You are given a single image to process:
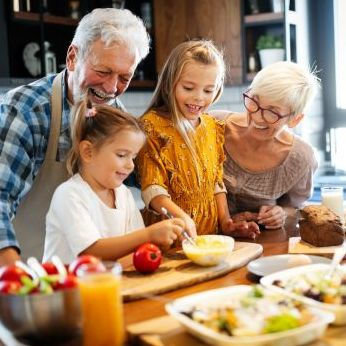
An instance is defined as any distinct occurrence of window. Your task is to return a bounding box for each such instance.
[334,0,346,109]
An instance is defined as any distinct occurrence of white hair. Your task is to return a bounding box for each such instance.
[72,8,150,64]
[250,61,320,115]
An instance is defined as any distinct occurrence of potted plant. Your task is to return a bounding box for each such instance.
[256,35,284,68]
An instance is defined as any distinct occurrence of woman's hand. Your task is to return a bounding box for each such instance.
[221,218,260,239]
[258,205,287,229]
[147,218,185,248]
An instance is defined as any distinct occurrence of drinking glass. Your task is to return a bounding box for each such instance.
[321,186,345,224]
[78,262,124,346]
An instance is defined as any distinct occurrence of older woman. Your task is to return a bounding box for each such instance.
[213,61,319,229]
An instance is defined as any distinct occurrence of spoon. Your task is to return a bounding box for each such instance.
[325,242,346,280]
[161,207,197,247]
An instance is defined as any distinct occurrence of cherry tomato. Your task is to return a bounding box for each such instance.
[0,265,30,282]
[133,243,162,274]
[54,275,79,291]
[42,262,59,275]
[68,255,102,276]
[0,280,22,294]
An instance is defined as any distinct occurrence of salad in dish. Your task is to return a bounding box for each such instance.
[273,269,346,305]
[179,286,313,336]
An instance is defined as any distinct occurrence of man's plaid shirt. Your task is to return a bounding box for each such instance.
[0,72,123,251]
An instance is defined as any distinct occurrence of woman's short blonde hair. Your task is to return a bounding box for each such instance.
[250,61,320,115]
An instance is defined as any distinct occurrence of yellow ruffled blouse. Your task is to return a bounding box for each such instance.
[137,110,225,235]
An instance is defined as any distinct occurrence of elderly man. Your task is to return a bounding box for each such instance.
[0,8,150,264]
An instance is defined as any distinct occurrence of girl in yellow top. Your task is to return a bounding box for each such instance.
[137,40,259,239]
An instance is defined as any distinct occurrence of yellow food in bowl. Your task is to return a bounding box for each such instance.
[182,235,234,266]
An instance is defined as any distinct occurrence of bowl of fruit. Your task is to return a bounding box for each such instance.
[182,235,234,267]
[0,254,103,345]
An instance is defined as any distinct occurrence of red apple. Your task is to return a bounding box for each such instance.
[68,255,102,276]
[0,265,30,282]
[42,262,59,275]
[54,275,79,291]
[133,243,162,274]
[0,280,22,294]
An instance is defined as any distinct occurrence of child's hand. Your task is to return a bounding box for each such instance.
[179,214,197,238]
[258,205,287,229]
[232,211,258,223]
[221,218,260,239]
[147,219,185,247]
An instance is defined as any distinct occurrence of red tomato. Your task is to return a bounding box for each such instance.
[133,243,162,274]
[54,275,79,291]
[0,265,30,282]
[0,280,22,294]
[42,262,59,275]
[68,255,102,276]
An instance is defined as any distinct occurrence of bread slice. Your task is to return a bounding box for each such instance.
[299,205,345,247]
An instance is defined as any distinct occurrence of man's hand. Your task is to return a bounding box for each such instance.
[0,247,20,267]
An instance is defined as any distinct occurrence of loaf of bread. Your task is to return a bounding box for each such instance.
[299,205,345,247]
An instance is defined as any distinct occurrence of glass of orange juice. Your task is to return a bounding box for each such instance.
[77,262,124,346]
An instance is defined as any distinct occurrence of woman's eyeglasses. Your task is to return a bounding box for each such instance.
[243,92,291,124]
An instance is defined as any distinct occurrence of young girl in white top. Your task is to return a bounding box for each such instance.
[44,100,184,263]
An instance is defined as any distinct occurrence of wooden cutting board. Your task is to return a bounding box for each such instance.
[121,242,263,302]
[288,237,341,256]
[127,315,346,346]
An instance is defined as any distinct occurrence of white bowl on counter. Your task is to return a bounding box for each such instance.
[182,235,234,267]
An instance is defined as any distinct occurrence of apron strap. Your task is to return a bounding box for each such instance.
[46,71,64,161]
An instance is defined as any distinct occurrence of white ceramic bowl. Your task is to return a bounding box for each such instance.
[261,263,346,325]
[182,235,234,266]
[166,285,334,346]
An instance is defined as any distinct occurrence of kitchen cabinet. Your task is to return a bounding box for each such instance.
[154,0,243,85]
[242,0,309,82]
[1,0,156,89]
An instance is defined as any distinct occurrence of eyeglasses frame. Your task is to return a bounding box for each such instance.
[242,91,292,124]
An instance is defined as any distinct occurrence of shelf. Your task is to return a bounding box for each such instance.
[13,11,78,26]
[244,12,284,26]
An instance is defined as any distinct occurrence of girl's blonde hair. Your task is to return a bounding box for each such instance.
[250,61,320,115]
[145,40,225,168]
[67,99,144,176]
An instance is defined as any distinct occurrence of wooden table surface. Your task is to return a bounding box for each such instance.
[123,214,300,327]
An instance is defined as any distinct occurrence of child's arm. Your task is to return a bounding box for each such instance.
[80,218,185,261]
[215,193,260,239]
[150,195,197,238]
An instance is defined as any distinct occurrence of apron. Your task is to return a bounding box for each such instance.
[13,71,68,260]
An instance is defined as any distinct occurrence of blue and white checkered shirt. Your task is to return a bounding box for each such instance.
[0,71,124,251]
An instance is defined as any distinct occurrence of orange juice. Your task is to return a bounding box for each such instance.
[79,264,124,346]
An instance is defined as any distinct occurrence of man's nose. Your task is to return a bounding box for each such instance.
[103,75,118,95]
